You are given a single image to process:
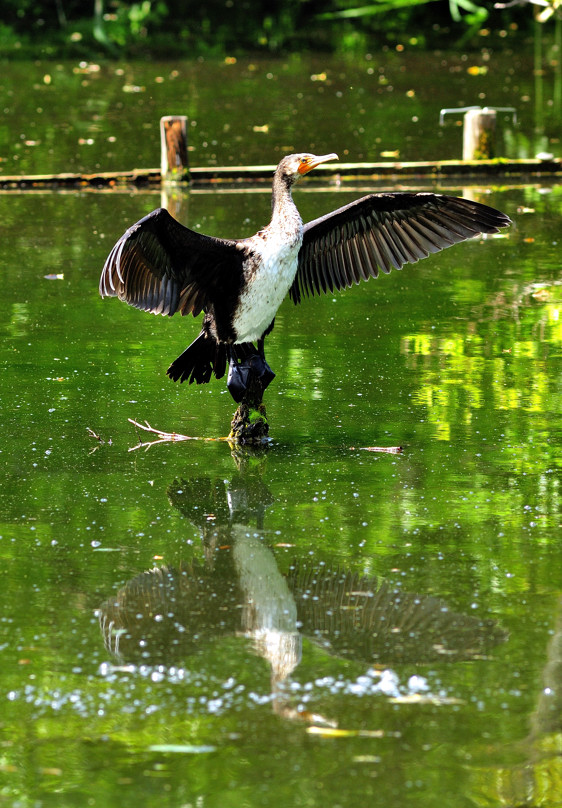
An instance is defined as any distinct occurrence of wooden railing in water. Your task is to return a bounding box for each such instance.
[1,114,560,189]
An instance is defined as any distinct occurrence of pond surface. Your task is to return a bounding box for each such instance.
[1,54,562,808]
[1,49,561,176]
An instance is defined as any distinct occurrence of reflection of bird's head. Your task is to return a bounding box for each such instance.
[167,476,275,534]
[276,152,338,185]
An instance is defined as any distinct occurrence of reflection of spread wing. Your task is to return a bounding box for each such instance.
[288,565,507,663]
[290,193,511,303]
[100,207,245,317]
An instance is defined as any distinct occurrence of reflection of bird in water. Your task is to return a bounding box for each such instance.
[98,557,506,667]
[100,153,511,402]
[99,477,507,670]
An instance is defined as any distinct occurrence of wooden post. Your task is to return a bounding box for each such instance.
[463,108,497,160]
[160,115,189,181]
[229,375,270,444]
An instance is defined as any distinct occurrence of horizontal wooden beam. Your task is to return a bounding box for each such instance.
[0,158,560,190]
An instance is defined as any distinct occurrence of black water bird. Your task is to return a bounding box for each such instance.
[100,153,511,402]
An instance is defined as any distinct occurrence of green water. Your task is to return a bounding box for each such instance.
[1,50,560,177]
[1,54,562,808]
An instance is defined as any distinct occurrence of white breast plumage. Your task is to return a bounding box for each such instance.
[232,228,303,344]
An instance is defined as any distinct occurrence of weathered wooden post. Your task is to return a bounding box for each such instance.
[439,106,517,161]
[160,115,189,181]
[463,108,496,160]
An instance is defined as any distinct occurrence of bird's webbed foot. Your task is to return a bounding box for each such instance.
[227,353,275,404]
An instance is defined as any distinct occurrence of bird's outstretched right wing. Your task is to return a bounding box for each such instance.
[100,207,245,317]
[290,193,511,303]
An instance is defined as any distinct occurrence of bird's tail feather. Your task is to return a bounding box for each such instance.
[167,332,255,385]
[167,331,224,384]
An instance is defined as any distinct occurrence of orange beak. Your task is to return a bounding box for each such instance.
[298,152,339,175]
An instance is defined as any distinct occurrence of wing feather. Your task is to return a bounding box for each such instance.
[290,192,510,303]
[100,207,245,317]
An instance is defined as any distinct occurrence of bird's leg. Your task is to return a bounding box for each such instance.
[247,338,275,398]
[255,337,275,386]
[226,344,244,403]
[227,341,275,404]
[227,344,253,404]
[228,342,272,444]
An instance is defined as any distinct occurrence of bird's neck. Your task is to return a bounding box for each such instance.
[268,172,302,239]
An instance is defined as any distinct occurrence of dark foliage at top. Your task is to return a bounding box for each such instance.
[0,0,537,58]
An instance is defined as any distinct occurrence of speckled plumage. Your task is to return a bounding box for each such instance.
[232,204,304,343]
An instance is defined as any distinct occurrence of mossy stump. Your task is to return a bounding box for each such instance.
[229,402,269,443]
[228,373,270,444]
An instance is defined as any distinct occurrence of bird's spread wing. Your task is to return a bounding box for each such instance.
[290,193,511,304]
[100,208,245,317]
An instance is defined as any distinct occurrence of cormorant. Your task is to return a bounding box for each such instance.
[100,153,510,402]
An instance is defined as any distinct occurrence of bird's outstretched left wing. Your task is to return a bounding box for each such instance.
[100,207,245,317]
[290,193,511,304]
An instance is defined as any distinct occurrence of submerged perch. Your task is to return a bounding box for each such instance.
[228,369,270,444]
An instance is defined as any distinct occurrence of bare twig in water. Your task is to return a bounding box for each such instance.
[126,420,404,453]
[351,445,403,454]
[128,418,228,451]
[87,427,112,454]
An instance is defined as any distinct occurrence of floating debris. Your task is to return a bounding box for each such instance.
[351,445,403,454]
[389,694,466,705]
[148,744,217,754]
[87,427,112,453]
[307,727,385,738]
[127,418,229,451]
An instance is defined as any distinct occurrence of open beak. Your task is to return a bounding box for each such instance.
[298,152,339,175]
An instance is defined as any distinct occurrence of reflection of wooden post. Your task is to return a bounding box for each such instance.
[160,186,189,225]
[160,115,189,181]
[463,109,496,160]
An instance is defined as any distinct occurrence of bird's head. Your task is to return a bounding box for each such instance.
[276,152,339,185]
